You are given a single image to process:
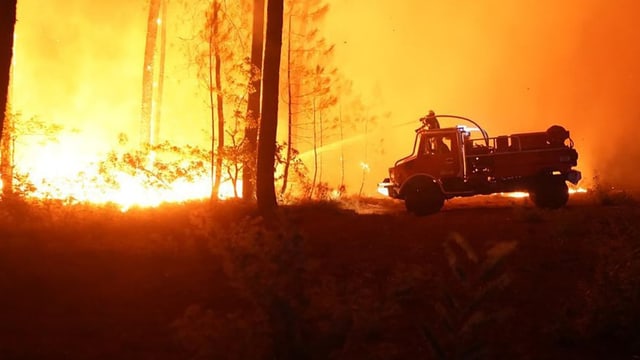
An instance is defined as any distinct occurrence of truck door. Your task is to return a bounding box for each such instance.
[419,132,461,177]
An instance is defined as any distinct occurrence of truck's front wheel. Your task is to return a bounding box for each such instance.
[404,179,444,216]
[529,176,569,209]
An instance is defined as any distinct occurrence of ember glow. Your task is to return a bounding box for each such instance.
[503,187,588,199]
[17,148,237,210]
[8,0,239,208]
[32,170,212,211]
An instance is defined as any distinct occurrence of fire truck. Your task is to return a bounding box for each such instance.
[377,112,582,215]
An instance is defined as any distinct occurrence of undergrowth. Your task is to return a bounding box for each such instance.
[419,233,517,359]
[173,207,521,359]
[2,193,639,359]
[589,176,637,206]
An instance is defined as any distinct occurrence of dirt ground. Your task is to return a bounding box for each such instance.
[0,192,639,359]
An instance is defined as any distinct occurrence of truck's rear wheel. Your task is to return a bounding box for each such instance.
[404,179,444,216]
[529,176,569,209]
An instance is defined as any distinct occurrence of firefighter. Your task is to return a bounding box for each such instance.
[436,136,450,153]
[425,135,450,155]
[420,110,440,130]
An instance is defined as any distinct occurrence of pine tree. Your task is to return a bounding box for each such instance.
[280,0,337,197]
[0,0,17,195]
[257,0,284,214]
[242,0,265,201]
[191,0,251,198]
[141,0,162,145]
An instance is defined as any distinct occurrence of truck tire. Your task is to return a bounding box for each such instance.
[529,175,569,209]
[403,179,444,216]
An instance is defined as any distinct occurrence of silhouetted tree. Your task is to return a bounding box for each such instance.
[257,0,284,214]
[191,0,251,198]
[280,10,294,196]
[280,0,336,197]
[0,110,12,195]
[0,0,17,196]
[242,0,265,201]
[0,0,17,152]
[211,0,225,198]
[153,0,168,144]
[141,0,162,145]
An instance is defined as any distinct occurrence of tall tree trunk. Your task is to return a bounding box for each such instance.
[0,105,12,196]
[256,0,284,214]
[279,13,293,196]
[0,0,17,196]
[141,0,161,146]
[211,0,225,198]
[206,5,216,198]
[310,98,317,199]
[242,0,265,201]
[318,106,323,184]
[339,105,345,189]
[152,0,168,145]
[359,113,368,196]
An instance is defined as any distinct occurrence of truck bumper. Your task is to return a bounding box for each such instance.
[567,170,582,185]
[377,178,399,198]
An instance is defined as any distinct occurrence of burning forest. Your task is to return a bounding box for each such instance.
[3,0,640,206]
[1,0,639,359]
[4,0,385,208]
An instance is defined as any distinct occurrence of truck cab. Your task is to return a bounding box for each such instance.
[390,127,465,192]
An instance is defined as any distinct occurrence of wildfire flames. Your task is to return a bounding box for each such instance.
[4,150,240,211]
[6,1,639,210]
[21,171,215,211]
[503,187,587,199]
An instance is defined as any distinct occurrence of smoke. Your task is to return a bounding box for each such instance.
[324,0,640,189]
[11,0,640,195]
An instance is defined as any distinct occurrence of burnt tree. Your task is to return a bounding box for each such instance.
[0,0,17,196]
[0,0,17,146]
[242,0,265,201]
[141,0,162,145]
[256,0,284,213]
[153,0,167,144]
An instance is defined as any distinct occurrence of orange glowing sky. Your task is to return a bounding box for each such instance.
[11,0,640,196]
[321,0,640,188]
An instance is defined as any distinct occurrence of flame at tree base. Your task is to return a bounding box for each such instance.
[0,168,242,212]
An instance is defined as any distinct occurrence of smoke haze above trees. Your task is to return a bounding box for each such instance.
[10,0,640,194]
[321,0,640,188]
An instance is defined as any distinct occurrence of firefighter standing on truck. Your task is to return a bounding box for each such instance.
[421,110,440,130]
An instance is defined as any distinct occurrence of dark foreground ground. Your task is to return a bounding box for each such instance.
[0,191,639,360]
